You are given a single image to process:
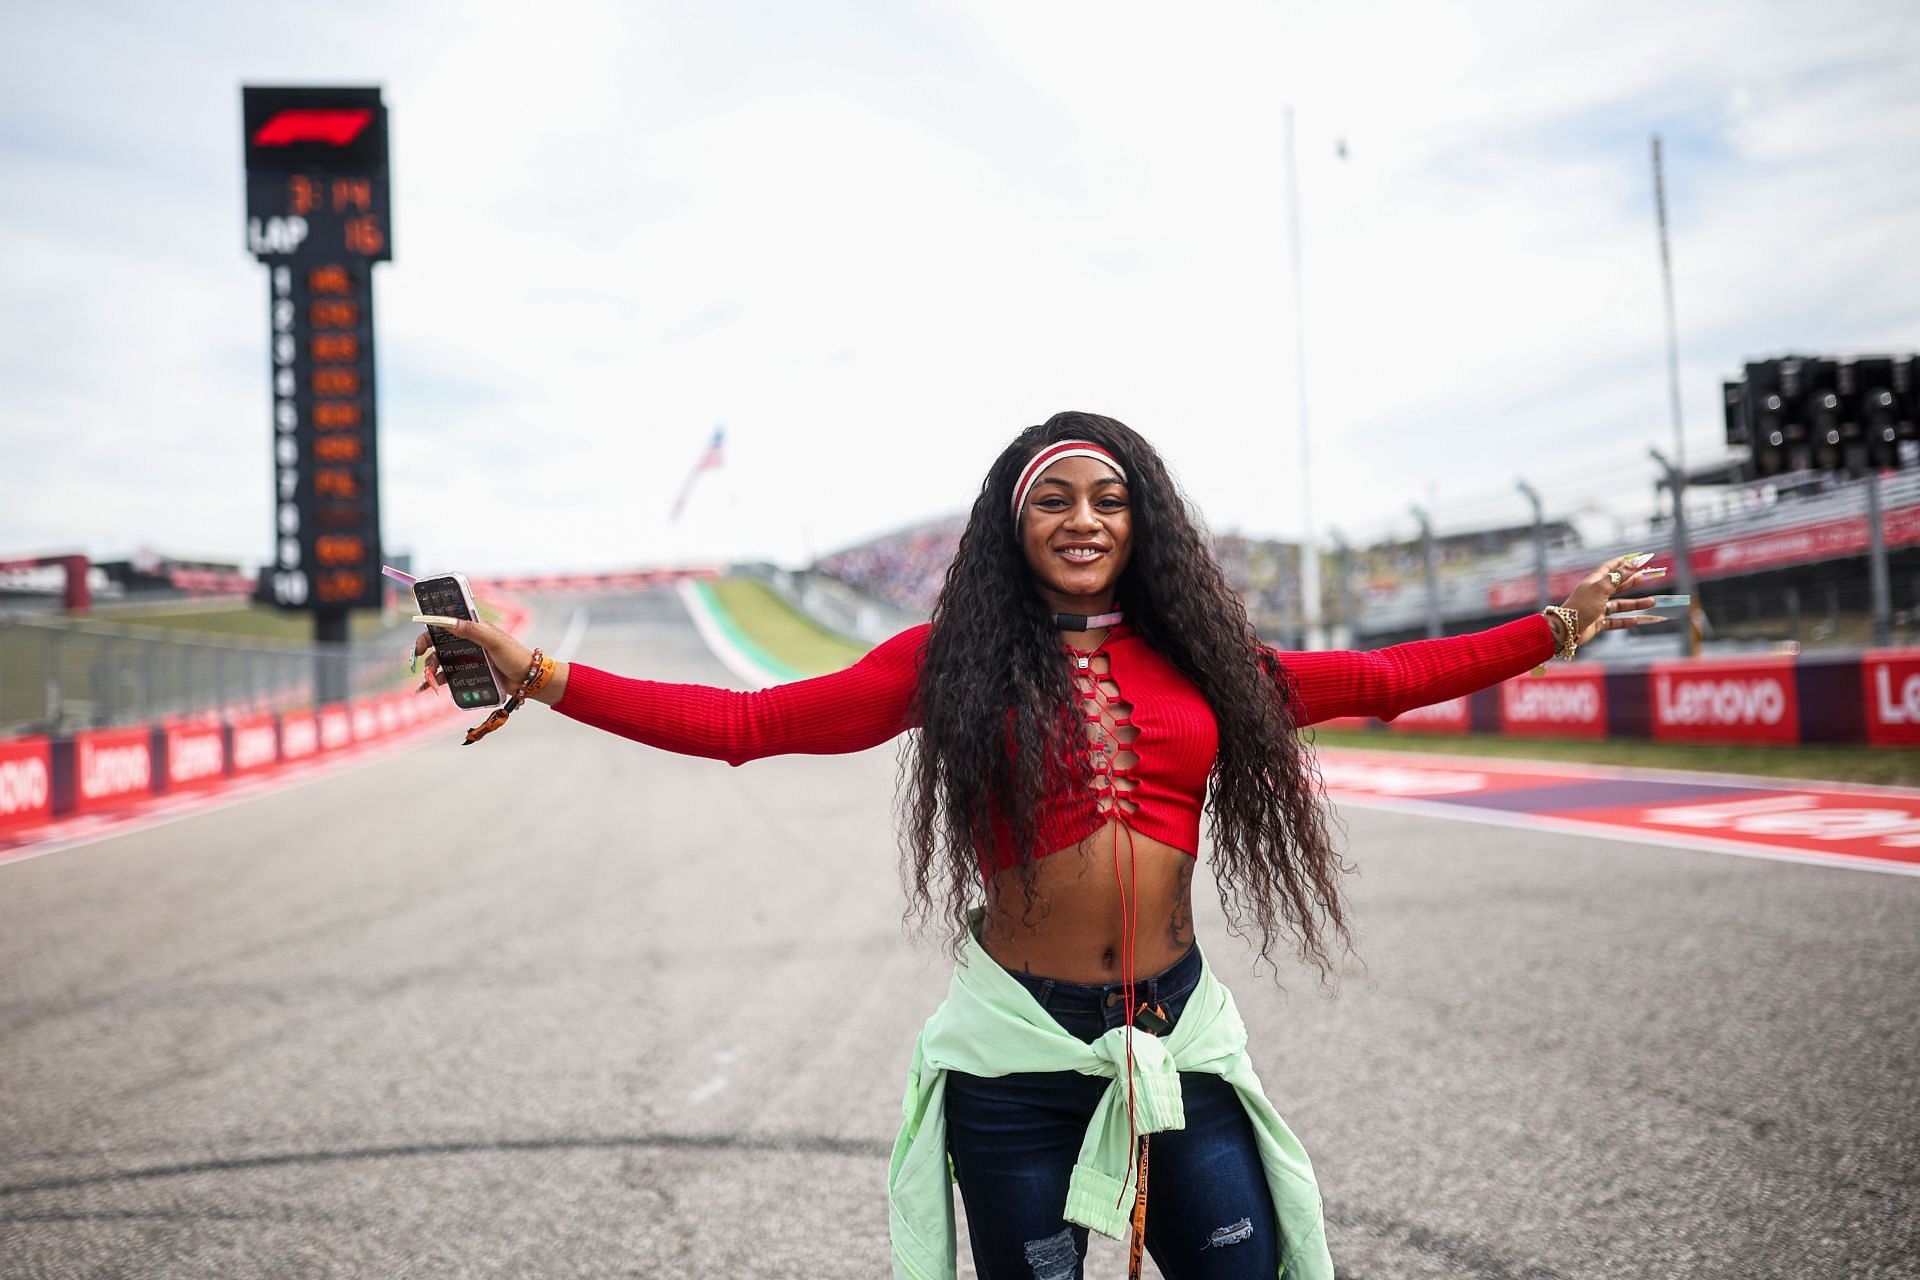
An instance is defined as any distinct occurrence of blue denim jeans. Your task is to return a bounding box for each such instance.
[944,946,1281,1280]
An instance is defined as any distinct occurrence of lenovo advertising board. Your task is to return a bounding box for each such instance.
[1649,659,1800,745]
[163,722,228,791]
[1863,650,1920,747]
[74,726,156,811]
[1499,668,1608,739]
[230,714,281,774]
[0,737,54,834]
[281,711,320,761]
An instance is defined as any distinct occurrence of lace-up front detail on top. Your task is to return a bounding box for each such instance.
[1074,649,1140,818]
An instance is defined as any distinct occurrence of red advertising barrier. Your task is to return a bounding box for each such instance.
[74,726,155,812]
[1649,658,1800,745]
[1500,667,1607,739]
[281,711,320,761]
[1863,650,1920,747]
[350,699,381,742]
[1690,505,1920,577]
[1388,696,1471,734]
[163,721,227,791]
[0,736,54,833]
[229,714,280,774]
[318,704,353,751]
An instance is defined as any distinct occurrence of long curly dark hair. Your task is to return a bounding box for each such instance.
[900,411,1353,976]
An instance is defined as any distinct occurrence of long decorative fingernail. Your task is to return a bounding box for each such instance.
[413,614,460,627]
[1622,552,1656,568]
[1639,567,1668,579]
[407,647,419,673]
[1647,595,1691,607]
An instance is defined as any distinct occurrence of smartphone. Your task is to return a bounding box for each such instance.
[413,573,508,709]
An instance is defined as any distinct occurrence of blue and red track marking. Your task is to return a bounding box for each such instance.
[1316,747,1920,876]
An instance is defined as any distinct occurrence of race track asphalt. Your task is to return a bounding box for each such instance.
[3,588,1915,1279]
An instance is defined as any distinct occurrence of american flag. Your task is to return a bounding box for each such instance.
[670,425,726,521]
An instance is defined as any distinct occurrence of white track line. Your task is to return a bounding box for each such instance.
[675,580,785,689]
[554,607,591,661]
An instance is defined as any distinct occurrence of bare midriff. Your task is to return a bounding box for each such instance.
[977,817,1196,985]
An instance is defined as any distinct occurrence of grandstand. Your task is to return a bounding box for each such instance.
[814,519,1320,641]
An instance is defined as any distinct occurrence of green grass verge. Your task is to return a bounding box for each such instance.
[1308,728,1915,788]
[706,577,869,676]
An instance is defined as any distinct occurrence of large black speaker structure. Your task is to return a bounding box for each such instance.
[1725,353,1917,479]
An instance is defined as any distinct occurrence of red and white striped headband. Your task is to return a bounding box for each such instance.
[1010,439,1129,525]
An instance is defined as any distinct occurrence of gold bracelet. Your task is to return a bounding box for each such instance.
[1543,606,1580,661]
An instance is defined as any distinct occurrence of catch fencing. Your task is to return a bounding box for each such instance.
[0,612,417,739]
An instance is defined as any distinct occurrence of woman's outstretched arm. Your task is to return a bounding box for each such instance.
[414,617,929,766]
[1273,554,1666,726]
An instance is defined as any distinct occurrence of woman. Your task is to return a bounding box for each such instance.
[415,412,1661,1280]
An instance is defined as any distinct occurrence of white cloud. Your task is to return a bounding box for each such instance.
[1,0,1917,574]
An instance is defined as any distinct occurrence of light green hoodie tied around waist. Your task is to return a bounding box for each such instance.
[886,919,1333,1280]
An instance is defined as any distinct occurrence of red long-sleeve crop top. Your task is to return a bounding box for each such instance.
[556,616,1556,871]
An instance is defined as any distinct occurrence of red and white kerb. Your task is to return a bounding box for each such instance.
[1011,439,1129,525]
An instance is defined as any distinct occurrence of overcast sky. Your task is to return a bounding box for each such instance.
[4,0,1918,574]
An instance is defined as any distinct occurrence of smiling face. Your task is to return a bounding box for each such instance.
[1017,453,1134,616]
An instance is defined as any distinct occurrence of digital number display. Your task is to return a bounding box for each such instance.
[245,86,388,611]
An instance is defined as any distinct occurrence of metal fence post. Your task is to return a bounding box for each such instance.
[1517,478,1548,611]
[1650,448,1699,656]
[45,627,65,730]
[1866,468,1892,647]
[142,639,158,720]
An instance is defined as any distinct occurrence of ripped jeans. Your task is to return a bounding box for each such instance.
[944,946,1281,1280]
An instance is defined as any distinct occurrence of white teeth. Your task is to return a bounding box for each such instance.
[1061,548,1103,560]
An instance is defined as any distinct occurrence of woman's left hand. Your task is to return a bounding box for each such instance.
[1560,555,1667,646]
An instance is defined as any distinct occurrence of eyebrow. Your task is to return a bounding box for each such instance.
[1034,475,1126,491]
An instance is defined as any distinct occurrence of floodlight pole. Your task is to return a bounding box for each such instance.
[1284,105,1322,649]
[1652,135,1687,473]
[1412,505,1442,638]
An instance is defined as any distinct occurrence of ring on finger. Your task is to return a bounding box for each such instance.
[1607,569,1623,587]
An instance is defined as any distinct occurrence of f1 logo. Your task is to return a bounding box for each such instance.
[252,109,374,147]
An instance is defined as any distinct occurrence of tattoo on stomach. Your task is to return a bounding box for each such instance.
[1168,859,1195,947]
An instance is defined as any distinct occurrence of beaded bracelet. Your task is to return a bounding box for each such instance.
[515,648,548,699]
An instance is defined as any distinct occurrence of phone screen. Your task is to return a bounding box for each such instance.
[414,576,505,708]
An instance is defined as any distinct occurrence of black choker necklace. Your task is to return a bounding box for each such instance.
[1052,610,1123,631]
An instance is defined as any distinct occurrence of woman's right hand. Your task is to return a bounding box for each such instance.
[413,617,547,701]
